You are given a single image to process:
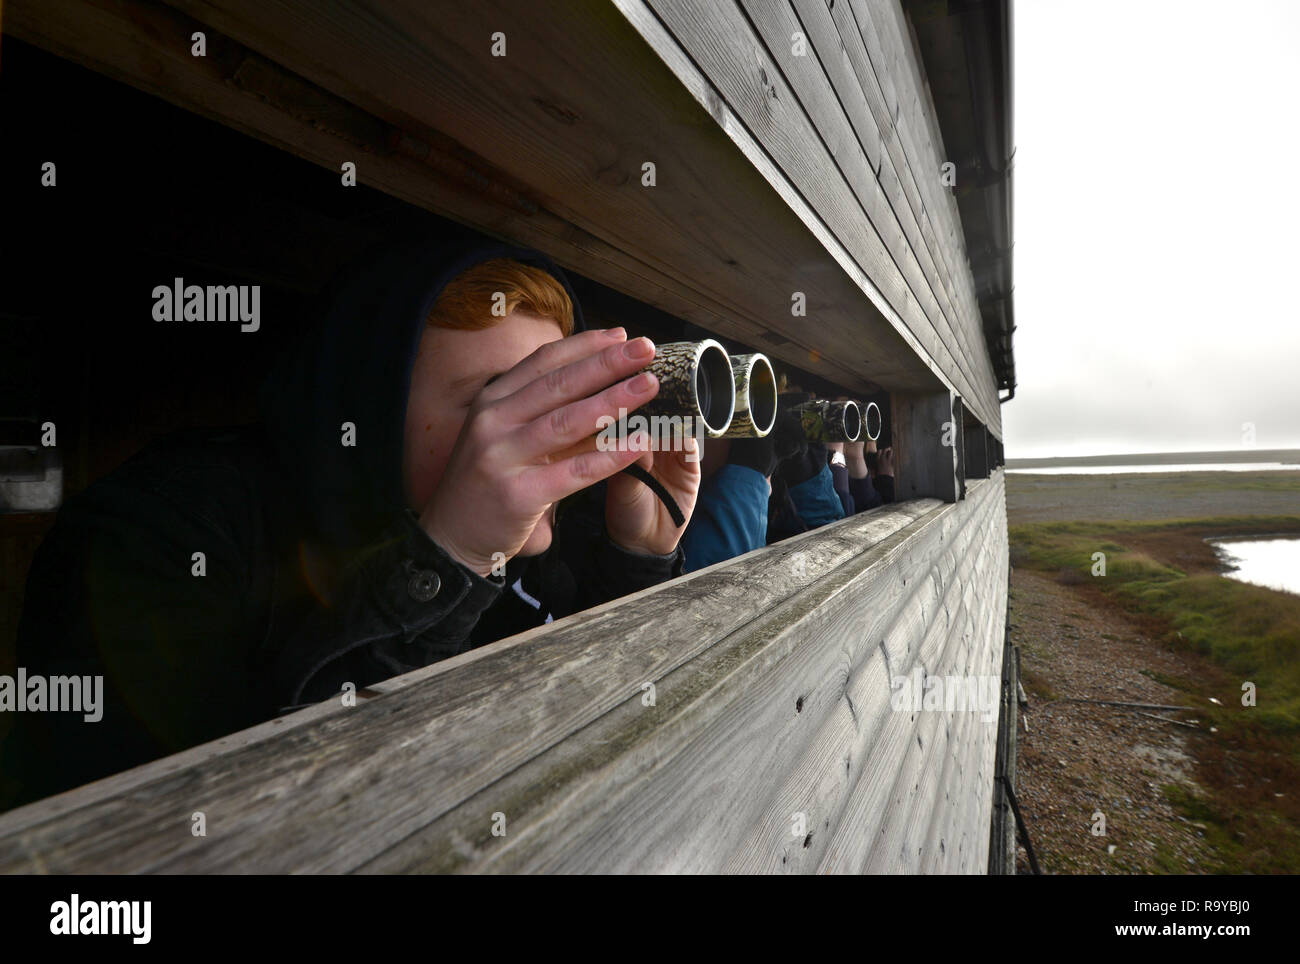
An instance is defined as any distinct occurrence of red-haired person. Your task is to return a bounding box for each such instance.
[6,242,699,807]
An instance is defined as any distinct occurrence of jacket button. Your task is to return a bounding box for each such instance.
[406,568,441,602]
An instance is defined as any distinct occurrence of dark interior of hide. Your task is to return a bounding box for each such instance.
[0,39,847,663]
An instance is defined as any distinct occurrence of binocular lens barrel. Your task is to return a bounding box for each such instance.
[842,401,862,442]
[863,401,882,441]
[722,353,777,438]
[639,339,735,437]
[791,399,862,443]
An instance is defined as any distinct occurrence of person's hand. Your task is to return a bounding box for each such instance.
[604,434,701,555]
[832,394,869,467]
[877,446,895,477]
[420,328,674,576]
[844,437,868,479]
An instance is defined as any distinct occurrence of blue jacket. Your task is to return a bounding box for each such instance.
[681,464,770,573]
[788,464,845,528]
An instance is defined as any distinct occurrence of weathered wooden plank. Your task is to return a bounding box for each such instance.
[644,0,990,426]
[828,0,998,427]
[608,0,973,394]
[858,0,1001,417]
[0,494,941,872]
[786,0,990,422]
[817,479,999,870]
[723,491,992,872]
[864,544,984,871]
[928,492,1007,870]
[484,481,999,873]
[893,389,959,503]
[735,0,988,415]
[840,475,1003,872]
[805,0,994,426]
[8,0,943,396]
[359,497,959,872]
[863,481,1002,872]
[0,478,1008,874]
[915,507,1007,871]
[787,477,1002,872]
[164,0,957,392]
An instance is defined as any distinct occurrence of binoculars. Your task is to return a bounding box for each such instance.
[631,340,883,443]
[634,340,778,439]
[786,398,882,444]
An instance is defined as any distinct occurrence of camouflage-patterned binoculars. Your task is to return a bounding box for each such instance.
[634,340,778,439]
[787,398,883,443]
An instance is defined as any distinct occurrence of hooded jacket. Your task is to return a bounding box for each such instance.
[3,240,683,810]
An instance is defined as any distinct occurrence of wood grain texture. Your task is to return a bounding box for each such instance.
[10,0,1003,424]
[856,0,1001,421]
[646,0,995,429]
[732,0,988,418]
[7,0,935,398]
[0,480,1008,878]
[892,389,959,503]
[0,476,1009,873]
[781,0,995,426]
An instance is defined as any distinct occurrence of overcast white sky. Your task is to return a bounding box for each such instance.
[1002,0,1300,458]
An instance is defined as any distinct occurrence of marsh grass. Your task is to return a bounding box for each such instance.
[1010,514,1300,872]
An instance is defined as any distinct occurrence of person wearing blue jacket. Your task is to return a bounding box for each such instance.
[680,409,804,572]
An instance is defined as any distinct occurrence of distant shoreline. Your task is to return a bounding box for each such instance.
[1007,448,1300,469]
[1004,467,1300,525]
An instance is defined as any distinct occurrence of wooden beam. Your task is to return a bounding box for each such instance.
[643,0,994,428]
[964,423,991,480]
[788,0,997,426]
[5,0,933,396]
[726,0,990,419]
[162,0,959,392]
[0,478,1013,872]
[857,0,1002,421]
[892,389,959,503]
[953,394,968,500]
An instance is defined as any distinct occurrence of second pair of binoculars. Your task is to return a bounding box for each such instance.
[627,339,881,443]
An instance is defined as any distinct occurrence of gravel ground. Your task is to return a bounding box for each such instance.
[1011,568,1215,874]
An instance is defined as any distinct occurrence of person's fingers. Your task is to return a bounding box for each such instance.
[514,366,661,461]
[547,433,602,464]
[480,327,629,401]
[527,432,649,506]
[498,334,657,425]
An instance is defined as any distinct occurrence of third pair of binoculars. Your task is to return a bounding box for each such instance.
[629,339,882,443]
